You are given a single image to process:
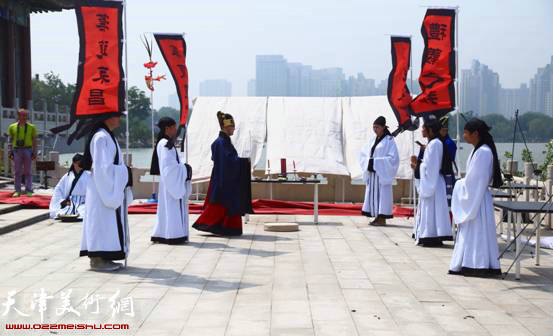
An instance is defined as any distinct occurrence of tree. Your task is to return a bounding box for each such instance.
[119,86,152,147]
[31,72,75,111]
[155,106,179,124]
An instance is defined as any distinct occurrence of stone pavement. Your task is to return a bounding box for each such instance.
[1,214,553,336]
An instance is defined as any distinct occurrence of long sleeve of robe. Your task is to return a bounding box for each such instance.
[414,138,452,244]
[49,171,90,219]
[359,135,399,218]
[151,139,191,244]
[80,128,132,261]
[449,144,501,276]
[50,173,70,219]
[209,132,242,216]
[193,131,248,236]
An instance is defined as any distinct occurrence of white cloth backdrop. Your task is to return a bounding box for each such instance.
[187,96,422,180]
[265,97,349,176]
[342,96,423,180]
[187,96,267,179]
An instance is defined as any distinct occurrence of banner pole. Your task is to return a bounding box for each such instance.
[455,7,461,178]
[409,36,417,213]
[151,88,156,196]
[123,0,129,164]
[123,0,130,269]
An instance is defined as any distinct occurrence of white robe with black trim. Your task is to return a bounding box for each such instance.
[449,144,501,275]
[414,138,452,244]
[360,134,399,218]
[151,139,192,244]
[80,128,132,261]
[49,170,90,219]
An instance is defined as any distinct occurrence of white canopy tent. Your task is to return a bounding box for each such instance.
[266,97,349,176]
[186,96,422,180]
[343,96,424,180]
[186,96,267,179]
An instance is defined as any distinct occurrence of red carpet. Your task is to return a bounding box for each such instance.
[129,199,414,217]
[0,191,414,217]
[0,191,51,208]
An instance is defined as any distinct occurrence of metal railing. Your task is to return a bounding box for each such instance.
[0,99,71,179]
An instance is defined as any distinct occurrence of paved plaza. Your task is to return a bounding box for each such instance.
[1,213,553,336]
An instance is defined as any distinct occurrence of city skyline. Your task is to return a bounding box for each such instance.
[29,1,553,108]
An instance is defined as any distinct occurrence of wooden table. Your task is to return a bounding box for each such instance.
[493,200,553,279]
[252,178,322,224]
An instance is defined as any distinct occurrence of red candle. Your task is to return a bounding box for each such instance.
[280,158,287,176]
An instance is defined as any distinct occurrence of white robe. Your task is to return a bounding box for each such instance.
[360,134,399,218]
[449,144,501,275]
[414,138,452,245]
[151,139,192,244]
[49,170,90,219]
[80,128,132,261]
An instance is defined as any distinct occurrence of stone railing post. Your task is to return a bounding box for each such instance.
[524,162,533,201]
[547,165,553,230]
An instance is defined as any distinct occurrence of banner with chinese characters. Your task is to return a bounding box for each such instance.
[154,34,189,127]
[387,36,412,128]
[410,8,456,118]
[72,0,125,118]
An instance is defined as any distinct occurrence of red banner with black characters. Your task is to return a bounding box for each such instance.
[72,0,125,118]
[387,36,412,128]
[410,8,456,118]
[154,34,189,127]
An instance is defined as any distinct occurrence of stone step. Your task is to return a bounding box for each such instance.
[0,204,23,215]
[0,209,50,235]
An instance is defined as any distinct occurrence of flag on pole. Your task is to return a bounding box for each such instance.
[50,0,125,142]
[410,8,456,118]
[387,36,413,129]
[72,0,125,118]
[154,34,189,128]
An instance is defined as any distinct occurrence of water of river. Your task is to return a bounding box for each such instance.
[59,143,549,171]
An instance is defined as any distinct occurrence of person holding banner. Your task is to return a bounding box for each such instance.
[49,154,90,220]
[79,115,133,271]
[359,116,400,226]
[150,117,193,244]
[412,115,453,247]
[449,118,502,277]
[193,112,252,236]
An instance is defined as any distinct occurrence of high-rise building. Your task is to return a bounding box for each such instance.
[529,56,553,116]
[199,79,232,96]
[256,55,288,96]
[247,79,256,96]
[310,68,345,97]
[345,73,376,96]
[461,60,500,116]
[499,84,529,118]
[255,54,378,97]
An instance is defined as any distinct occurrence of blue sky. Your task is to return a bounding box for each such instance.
[31,0,553,107]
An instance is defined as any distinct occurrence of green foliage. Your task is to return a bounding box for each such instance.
[31,72,75,111]
[521,148,533,163]
[156,106,179,124]
[448,111,553,143]
[504,151,512,159]
[539,140,553,180]
[120,86,153,147]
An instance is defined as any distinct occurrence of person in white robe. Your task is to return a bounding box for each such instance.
[360,116,400,226]
[412,115,453,247]
[149,117,193,244]
[49,153,90,220]
[79,115,133,272]
[449,118,503,277]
